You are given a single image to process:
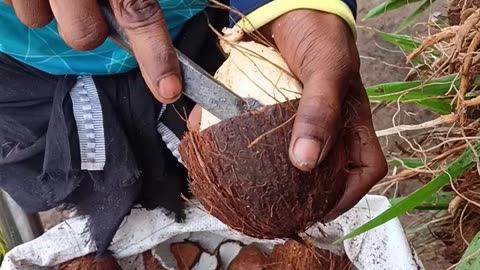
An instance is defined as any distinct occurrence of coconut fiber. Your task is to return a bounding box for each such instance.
[179,100,349,239]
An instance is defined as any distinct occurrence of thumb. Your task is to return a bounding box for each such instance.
[109,0,181,104]
[289,75,343,171]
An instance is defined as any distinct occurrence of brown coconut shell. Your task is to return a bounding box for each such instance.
[268,240,353,270]
[178,99,349,239]
[228,244,269,270]
[143,251,166,270]
[57,254,121,270]
[170,241,203,270]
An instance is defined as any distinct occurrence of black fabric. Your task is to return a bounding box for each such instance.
[0,4,229,256]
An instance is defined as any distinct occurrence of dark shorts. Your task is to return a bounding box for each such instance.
[0,4,229,255]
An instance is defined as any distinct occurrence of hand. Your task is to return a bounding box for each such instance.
[267,10,388,221]
[4,0,182,104]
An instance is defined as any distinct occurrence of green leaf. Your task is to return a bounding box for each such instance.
[456,231,480,269]
[377,32,422,53]
[416,99,454,115]
[397,0,436,32]
[0,233,5,264]
[334,142,480,244]
[389,192,452,210]
[389,158,425,168]
[365,0,424,19]
[366,74,460,114]
[367,74,459,101]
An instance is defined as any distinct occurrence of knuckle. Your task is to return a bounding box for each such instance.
[117,0,163,29]
[61,18,107,51]
[59,16,108,51]
[295,107,340,139]
[18,16,51,29]
[145,38,178,72]
[290,18,357,81]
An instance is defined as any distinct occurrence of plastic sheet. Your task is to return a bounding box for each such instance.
[0,195,424,270]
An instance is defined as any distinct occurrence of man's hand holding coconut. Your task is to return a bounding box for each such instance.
[260,9,388,222]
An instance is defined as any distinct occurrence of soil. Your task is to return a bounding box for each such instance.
[35,1,453,269]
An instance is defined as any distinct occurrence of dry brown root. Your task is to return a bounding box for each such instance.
[454,9,480,51]
[407,28,459,62]
[455,31,480,122]
[437,169,480,263]
[404,8,480,124]
[448,0,480,25]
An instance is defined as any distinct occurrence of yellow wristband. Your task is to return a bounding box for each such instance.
[234,0,357,40]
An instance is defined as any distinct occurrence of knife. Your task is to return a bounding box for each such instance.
[98,2,263,121]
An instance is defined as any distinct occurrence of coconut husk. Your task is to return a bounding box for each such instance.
[56,254,121,270]
[178,99,349,239]
[267,240,353,270]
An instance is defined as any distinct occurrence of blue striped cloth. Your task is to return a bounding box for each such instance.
[0,0,356,76]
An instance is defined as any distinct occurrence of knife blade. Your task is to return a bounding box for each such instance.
[98,2,263,121]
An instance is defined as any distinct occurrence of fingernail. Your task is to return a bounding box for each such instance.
[158,75,181,100]
[292,137,322,170]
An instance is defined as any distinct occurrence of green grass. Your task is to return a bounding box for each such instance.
[456,232,480,269]
[364,0,437,33]
[335,141,480,244]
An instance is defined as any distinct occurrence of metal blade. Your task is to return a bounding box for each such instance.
[99,3,260,120]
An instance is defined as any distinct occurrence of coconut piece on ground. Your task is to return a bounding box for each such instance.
[179,99,349,240]
[191,252,219,270]
[268,240,353,270]
[57,254,122,270]
[216,240,244,268]
[228,244,269,270]
[142,251,166,270]
[170,241,203,270]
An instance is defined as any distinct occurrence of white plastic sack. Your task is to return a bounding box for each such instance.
[0,195,424,270]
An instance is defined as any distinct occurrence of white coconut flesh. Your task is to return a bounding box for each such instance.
[191,252,219,270]
[187,26,304,131]
[217,241,243,268]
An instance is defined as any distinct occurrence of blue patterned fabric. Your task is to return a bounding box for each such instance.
[0,1,208,75]
[0,0,356,76]
[229,0,357,24]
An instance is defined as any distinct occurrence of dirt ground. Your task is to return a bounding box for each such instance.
[33,2,455,269]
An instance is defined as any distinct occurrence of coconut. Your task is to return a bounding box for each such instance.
[196,26,302,131]
[142,251,166,270]
[216,240,244,267]
[57,254,121,270]
[191,252,219,270]
[170,241,203,270]
[268,240,353,270]
[228,244,269,270]
[179,27,349,239]
[179,98,348,239]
